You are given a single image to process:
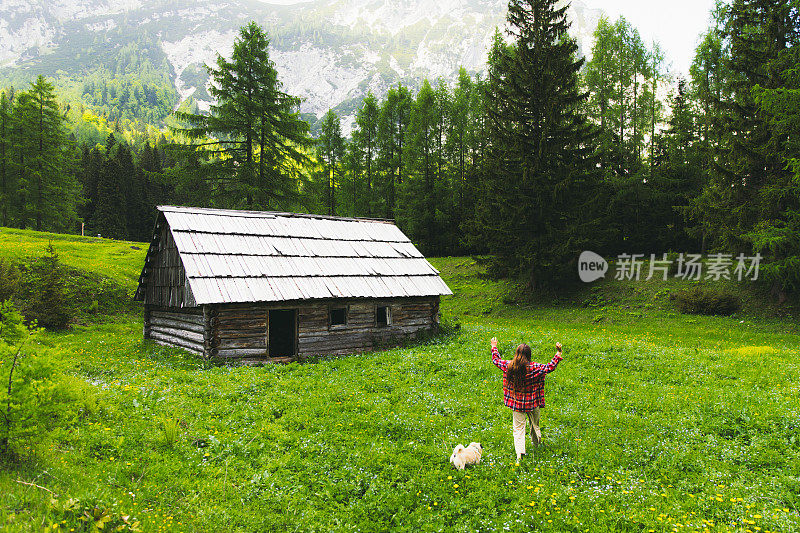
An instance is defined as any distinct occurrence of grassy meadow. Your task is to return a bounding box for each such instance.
[1,231,799,532]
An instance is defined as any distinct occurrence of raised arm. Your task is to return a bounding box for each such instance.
[528,342,563,377]
[490,337,507,371]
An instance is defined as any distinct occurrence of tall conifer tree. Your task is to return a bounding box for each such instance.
[318,109,345,216]
[478,0,600,288]
[0,92,13,227]
[377,84,411,219]
[13,76,78,232]
[690,0,799,293]
[353,93,379,216]
[173,21,310,210]
[403,80,438,254]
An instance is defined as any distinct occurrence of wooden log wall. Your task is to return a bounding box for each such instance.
[214,305,267,358]
[145,306,205,356]
[144,297,440,363]
[207,296,439,362]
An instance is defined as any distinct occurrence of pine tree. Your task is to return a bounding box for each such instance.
[341,139,364,217]
[377,84,412,219]
[650,79,704,250]
[460,73,490,254]
[93,143,127,239]
[139,141,168,237]
[12,76,78,233]
[318,109,345,216]
[172,21,311,210]
[353,93,379,216]
[685,0,800,293]
[0,91,14,227]
[478,0,601,288]
[585,17,656,177]
[78,145,105,235]
[693,1,798,261]
[114,143,145,240]
[446,69,473,240]
[748,17,800,293]
[404,80,439,254]
[28,243,72,329]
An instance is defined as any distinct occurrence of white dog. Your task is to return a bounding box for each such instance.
[450,442,483,470]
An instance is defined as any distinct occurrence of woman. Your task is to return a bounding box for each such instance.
[491,337,563,460]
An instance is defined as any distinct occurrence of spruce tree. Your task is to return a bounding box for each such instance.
[341,138,364,217]
[748,11,800,293]
[690,0,799,293]
[0,92,13,227]
[78,146,105,236]
[172,21,311,210]
[377,84,412,219]
[650,79,704,251]
[353,93,379,216]
[446,69,473,239]
[114,143,145,241]
[12,76,78,233]
[139,141,167,237]
[479,0,601,288]
[404,80,438,254]
[93,144,127,239]
[318,110,345,216]
[28,243,72,329]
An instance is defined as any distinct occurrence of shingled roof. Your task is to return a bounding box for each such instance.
[134,205,452,305]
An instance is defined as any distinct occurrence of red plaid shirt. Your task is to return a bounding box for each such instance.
[492,346,562,412]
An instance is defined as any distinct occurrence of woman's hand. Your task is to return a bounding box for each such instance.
[555,342,562,354]
[491,337,498,349]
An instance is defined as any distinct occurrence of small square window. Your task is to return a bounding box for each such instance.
[330,307,347,327]
[376,306,390,327]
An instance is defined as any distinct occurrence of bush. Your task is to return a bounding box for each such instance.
[47,497,141,532]
[0,258,20,301]
[675,286,741,316]
[4,245,133,328]
[438,314,462,336]
[0,301,68,456]
[23,244,74,329]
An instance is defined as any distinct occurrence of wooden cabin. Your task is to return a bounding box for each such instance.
[133,206,453,363]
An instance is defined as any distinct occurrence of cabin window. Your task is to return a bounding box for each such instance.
[329,306,347,327]
[376,306,391,327]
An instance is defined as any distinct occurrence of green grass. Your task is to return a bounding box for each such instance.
[0,227,148,287]
[1,231,799,532]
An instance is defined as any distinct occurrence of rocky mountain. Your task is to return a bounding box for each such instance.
[0,0,604,133]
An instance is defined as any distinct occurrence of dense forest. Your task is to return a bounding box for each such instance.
[0,0,797,293]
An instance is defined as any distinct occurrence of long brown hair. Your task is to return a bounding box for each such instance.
[506,343,532,391]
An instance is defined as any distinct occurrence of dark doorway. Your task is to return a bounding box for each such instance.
[268,310,296,358]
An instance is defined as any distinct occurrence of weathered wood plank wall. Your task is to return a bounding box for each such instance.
[141,222,195,308]
[143,297,439,362]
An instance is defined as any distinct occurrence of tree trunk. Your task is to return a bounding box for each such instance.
[366,137,372,216]
[36,95,43,231]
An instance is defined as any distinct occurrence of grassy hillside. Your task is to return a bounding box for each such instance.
[0,227,148,287]
[0,230,799,532]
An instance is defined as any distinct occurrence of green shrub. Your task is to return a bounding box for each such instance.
[0,258,20,301]
[438,314,462,336]
[0,301,69,456]
[47,497,141,532]
[23,244,74,329]
[5,247,134,327]
[675,286,742,316]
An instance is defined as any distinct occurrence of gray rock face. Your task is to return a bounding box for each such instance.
[1,0,603,132]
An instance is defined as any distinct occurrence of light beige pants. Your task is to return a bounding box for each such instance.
[512,408,541,459]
